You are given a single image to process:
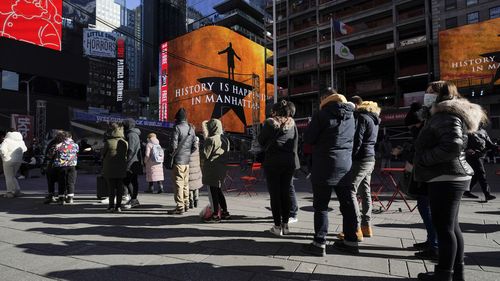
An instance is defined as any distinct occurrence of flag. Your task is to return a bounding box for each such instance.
[333,20,353,35]
[335,41,354,60]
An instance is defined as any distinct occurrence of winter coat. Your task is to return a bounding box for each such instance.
[189,137,203,190]
[304,96,355,187]
[170,121,196,165]
[144,137,165,182]
[414,98,486,182]
[43,138,60,168]
[53,138,79,168]
[353,101,381,161]
[0,132,27,164]
[201,119,230,187]
[258,117,300,169]
[466,128,497,159]
[102,127,128,179]
[125,127,142,173]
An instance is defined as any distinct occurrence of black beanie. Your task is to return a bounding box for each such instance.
[175,108,187,122]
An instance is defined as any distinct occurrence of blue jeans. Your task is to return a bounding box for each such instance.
[417,195,438,249]
[289,178,298,218]
[313,184,358,245]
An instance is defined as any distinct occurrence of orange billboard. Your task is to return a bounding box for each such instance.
[439,17,500,87]
[162,26,274,133]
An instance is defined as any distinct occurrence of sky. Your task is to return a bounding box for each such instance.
[125,0,221,16]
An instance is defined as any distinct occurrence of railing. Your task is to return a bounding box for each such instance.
[290,60,318,71]
[290,0,317,15]
[216,9,264,28]
[398,8,425,21]
[335,0,392,19]
[399,64,428,77]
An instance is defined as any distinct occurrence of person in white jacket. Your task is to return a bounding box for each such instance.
[0,131,27,198]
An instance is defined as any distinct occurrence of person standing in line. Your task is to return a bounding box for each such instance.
[259,100,300,236]
[301,90,358,256]
[43,130,64,204]
[463,124,497,201]
[348,101,381,239]
[201,118,231,222]
[53,131,79,205]
[188,135,203,209]
[144,133,165,194]
[415,81,487,281]
[102,123,128,213]
[122,119,142,209]
[287,102,300,224]
[168,108,196,214]
[0,131,27,198]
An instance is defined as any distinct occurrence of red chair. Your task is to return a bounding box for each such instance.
[238,162,261,197]
[380,168,417,212]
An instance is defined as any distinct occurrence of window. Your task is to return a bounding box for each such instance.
[466,0,477,6]
[490,6,500,19]
[467,12,479,24]
[445,17,457,29]
[445,0,456,10]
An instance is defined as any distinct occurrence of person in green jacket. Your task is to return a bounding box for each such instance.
[102,123,128,213]
[201,118,231,223]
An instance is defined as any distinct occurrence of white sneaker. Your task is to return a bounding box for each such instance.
[282,223,290,235]
[17,175,26,180]
[122,195,131,202]
[269,225,282,236]
[288,217,298,224]
[99,198,109,204]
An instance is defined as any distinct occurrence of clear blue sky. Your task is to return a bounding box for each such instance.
[125,0,221,16]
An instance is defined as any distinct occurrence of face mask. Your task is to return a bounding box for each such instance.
[423,94,437,107]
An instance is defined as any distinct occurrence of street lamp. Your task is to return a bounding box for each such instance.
[20,76,37,116]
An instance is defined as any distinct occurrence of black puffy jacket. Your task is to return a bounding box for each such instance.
[353,102,381,161]
[414,98,486,182]
[304,99,355,187]
[258,117,300,169]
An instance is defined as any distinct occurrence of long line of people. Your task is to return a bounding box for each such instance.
[0,80,497,281]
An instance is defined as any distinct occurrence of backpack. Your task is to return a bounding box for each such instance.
[151,144,164,163]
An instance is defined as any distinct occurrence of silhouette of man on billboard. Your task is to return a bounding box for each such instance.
[218,42,241,80]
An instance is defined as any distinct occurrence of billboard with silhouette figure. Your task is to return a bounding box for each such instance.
[439,17,500,88]
[0,0,62,51]
[160,26,274,133]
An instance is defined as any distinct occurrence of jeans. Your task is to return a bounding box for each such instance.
[467,157,490,195]
[46,166,57,195]
[107,178,124,208]
[428,180,469,271]
[172,164,190,209]
[313,184,358,245]
[57,166,77,197]
[209,186,227,215]
[189,189,199,204]
[124,170,139,200]
[3,162,21,194]
[289,178,299,218]
[351,160,375,227]
[265,165,294,226]
[417,195,438,249]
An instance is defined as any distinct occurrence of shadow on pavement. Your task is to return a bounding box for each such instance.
[375,222,500,234]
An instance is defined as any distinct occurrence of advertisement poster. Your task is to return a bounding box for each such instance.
[116,37,125,104]
[164,26,274,133]
[83,29,117,58]
[11,114,34,145]
[159,42,168,121]
[0,0,62,51]
[439,17,500,87]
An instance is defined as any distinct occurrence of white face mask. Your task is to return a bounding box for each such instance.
[423,94,437,107]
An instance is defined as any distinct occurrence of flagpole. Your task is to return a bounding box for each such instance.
[330,16,334,90]
[273,0,278,104]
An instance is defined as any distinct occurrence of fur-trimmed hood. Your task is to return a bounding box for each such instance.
[431,98,487,133]
[357,101,381,125]
[320,94,347,109]
[202,119,223,137]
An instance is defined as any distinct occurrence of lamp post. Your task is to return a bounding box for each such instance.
[20,76,37,116]
[272,0,278,104]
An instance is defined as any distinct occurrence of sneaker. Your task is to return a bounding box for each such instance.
[114,207,122,213]
[301,243,326,257]
[485,194,496,201]
[413,241,429,250]
[106,207,114,213]
[157,188,164,194]
[332,241,360,254]
[99,198,110,204]
[122,195,131,202]
[130,199,140,208]
[288,217,298,224]
[204,215,221,223]
[269,225,282,236]
[17,175,25,180]
[44,196,57,204]
[65,196,74,205]
[4,192,15,198]
[361,225,373,238]
[415,248,438,260]
[221,211,232,220]
[463,191,479,199]
[282,223,290,235]
[337,228,364,242]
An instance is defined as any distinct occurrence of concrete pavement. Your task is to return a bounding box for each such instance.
[0,164,499,281]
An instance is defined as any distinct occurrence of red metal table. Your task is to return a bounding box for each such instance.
[380,167,417,212]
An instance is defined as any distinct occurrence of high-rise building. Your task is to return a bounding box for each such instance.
[265,0,433,118]
[95,0,123,32]
[187,6,213,32]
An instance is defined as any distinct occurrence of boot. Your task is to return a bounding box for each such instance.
[453,263,465,281]
[418,267,453,281]
[361,225,373,237]
[337,228,364,242]
[194,199,198,208]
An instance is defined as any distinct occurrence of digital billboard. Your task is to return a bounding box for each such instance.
[83,29,117,58]
[0,0,62,51]
[161,26,274,133]
[439,17,500,87]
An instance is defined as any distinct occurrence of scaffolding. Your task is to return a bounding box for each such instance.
[35,100,47,145]
[249,74,262,157]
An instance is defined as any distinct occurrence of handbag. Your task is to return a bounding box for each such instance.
[165,126,193,169]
